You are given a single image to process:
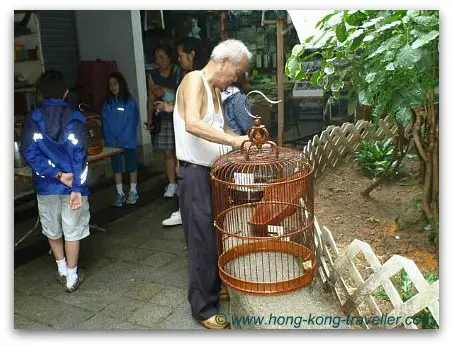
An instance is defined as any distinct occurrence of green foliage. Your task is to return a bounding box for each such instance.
[410,196,422,212]
[375,270,439,329]
[428,229,437,244]
[285,10,439,124]
[354,139,397,177]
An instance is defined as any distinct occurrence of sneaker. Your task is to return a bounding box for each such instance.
[164,183,178,198]
[65,268,85,293]
[113,193,126,207]
[162,210,182,226]
[55,271,66,287]
[126,191,139,205]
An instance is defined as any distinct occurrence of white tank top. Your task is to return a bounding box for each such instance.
[173,71,232,167]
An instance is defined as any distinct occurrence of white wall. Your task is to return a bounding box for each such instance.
[75,10,152,166]
[287,10,335,48]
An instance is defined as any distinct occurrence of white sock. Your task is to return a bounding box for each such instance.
[56,258,67,277]
[116,184,124,195]
[130,182,137,193]
[66,266,78,288]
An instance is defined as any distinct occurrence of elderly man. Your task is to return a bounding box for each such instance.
[173,39,252,329]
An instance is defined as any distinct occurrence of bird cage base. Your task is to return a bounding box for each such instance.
[218,239,316,295]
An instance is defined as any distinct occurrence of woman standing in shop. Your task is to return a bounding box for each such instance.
[146,44,183,198]
[155,37,208,227]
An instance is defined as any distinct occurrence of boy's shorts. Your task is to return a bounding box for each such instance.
[37,195,90,242]
[110,149,137,173]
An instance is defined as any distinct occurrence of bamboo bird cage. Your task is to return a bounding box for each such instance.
[211,117,315,295]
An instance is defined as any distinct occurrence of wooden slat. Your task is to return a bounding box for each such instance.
[313,233,439,329]
[304,117,437,329]
[383,280,439,329]
[302,117,411,178]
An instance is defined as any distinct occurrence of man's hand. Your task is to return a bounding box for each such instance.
[69,191,83,210]
[60,172,74,187]
[232,135,249,148]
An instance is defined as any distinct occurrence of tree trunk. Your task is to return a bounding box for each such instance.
[412,105,428,163]
[426,96,438,224]
[432,115,439,250]
[411,107,425,182]
[432,116,439,224]
[424,95,435,220]
[412,97,438,225]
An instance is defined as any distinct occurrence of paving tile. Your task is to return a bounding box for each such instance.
[101,296,145,320]
[127,264,156,283]
[142,251,176,268]
[46,306,95,329]
[14,294,71,323]
[13,179,228,330]
[15,257,58,294]
[52,290,118,313]
[137,261,189,289]
[76,313,149,330]
[79,254,118,273]
[15,256,52,278]
[149,286,188,308]
[14,314,52,329]
[156,307,203,330]
[123,281,166,302]
[153,226,186,242]
[103,247,157,265]
[18,278,65,299]
[127,303,173,328]
[107,228,152,248]
[83,261,139,294]
[138,238,186,255]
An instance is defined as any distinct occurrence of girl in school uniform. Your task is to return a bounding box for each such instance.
[101,72,140,207]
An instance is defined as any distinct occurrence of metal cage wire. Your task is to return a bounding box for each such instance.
[211,118,315,295]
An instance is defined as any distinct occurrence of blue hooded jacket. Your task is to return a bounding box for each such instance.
[21,99,89,196]
[101,96,139,149]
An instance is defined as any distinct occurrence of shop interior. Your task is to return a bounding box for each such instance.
[140,10,351,145]
[14,10,352,203]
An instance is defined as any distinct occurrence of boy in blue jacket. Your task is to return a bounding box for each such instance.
[21,70,89,293]
[101,72,139,207]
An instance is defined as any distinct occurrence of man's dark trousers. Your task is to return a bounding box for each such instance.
[178,161,220,320]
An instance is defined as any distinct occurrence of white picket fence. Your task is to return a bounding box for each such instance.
[305,118,439,329]
[313,220,439,329]
[303,116,412,178]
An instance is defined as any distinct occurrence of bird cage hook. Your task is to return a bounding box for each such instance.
[244,90,282,121]
[241,90,282,161]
